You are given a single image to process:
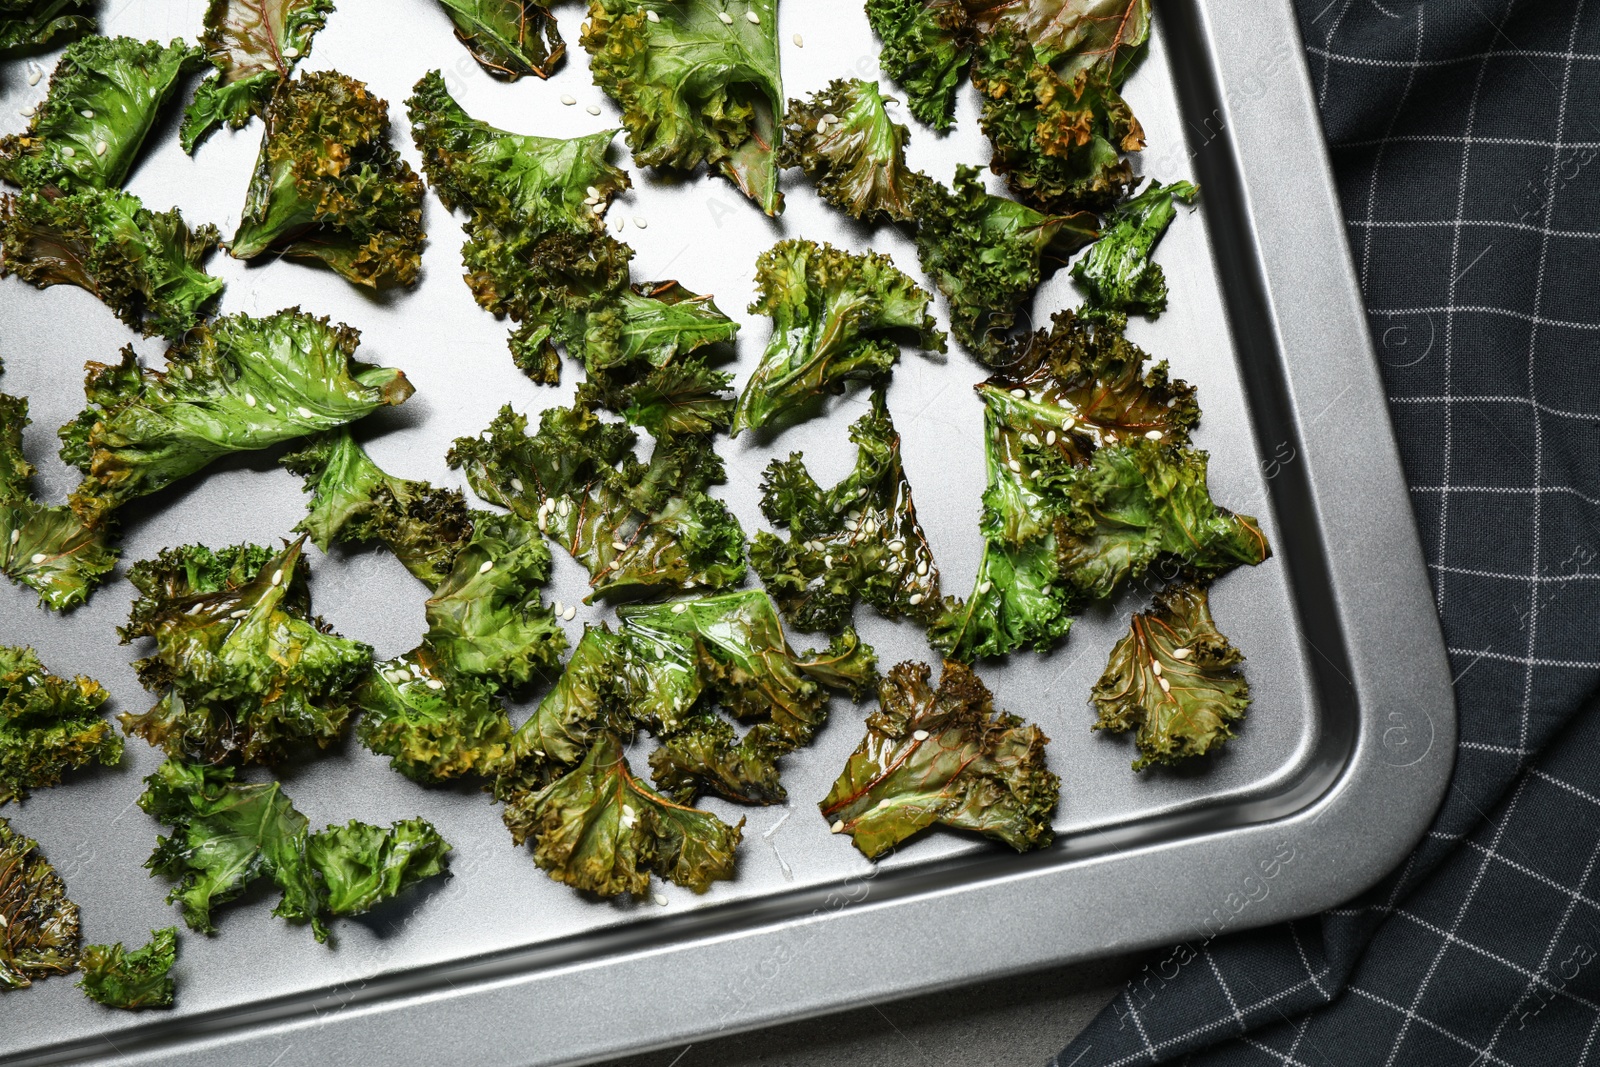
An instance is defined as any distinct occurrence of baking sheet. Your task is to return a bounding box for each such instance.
[0,2,1452,1064]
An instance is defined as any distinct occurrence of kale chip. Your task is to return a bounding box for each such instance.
[864,0,973,132]
[0,816,79,990]
[777,78,922,224]
[434,0,565,80]
[1071,179,1198,317]
[0,0,95,54]
[0,645,120,805]
[77,927,177,1010]
[181,0,334,152]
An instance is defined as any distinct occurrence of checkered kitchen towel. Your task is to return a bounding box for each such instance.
[1055,2,1600,1064]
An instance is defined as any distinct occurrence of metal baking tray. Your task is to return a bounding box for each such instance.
[0,0,1455,1063]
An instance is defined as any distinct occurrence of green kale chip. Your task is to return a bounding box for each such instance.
[864,0,972,132]
[0,36,202,192]
[731,239,945,436]
[967,1,1151,212]
[778,78,922,224]
[821,659,1058,859]
[356,649,514,783]
[751,390,941,633]
[119,539,373,766]
[60,308,413,527]
[421,512,567,689]
[929,310,1201,660]
[0,645,120,805]
[450,403,746,602]
[0,816,79,989]
[229,71,425,288]
[434,0,565,80]
[0,0,95,54]
[1071,179,1197,317]
[544,280,739,389]
[282,429,475,587]
[908,165,1096,365]
[580,0,784,215]
[502,731,742,898]
[1091,582,1250,769]
[77,927,177,1010]
[0,386,117,610]
[0,186,224,339]
[139,759,451,943]
[180,0,335,153]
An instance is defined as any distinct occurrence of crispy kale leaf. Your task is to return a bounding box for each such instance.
[422,512,567,689]
[732,239,945,436]
[502,731,742,897]
[865,0,972,132]
[0,387,117,610]
[0,187,224,339]
[450,403,746,602]
[0,0,95,54]
[435,0,565,80]
[356,649,514,783]
[751,390,941,632]
[929,310,1199,660]
[821,659,1058,859]
[229,71,425,288]
[0,36,202,192]
[0,645,120,805]
[778,79,921,224]
[140,759,451,942]
[60,308,413,526]
[1071,179,1197,317]
[119,539,373,766]
[282,430,474,587]
[181,0,334,153]
[1092,582,1249,769]
[77,927,177,1010]
[0,816,79,989]
[909,165,1096,365]
[582,0,784,215]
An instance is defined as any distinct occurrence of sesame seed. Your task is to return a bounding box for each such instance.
[633,216,647,229]
[27,70,40,86]
[270,568,283,586]
[80,109,93,118]
[426,678,444,690]
[283,46,300,58]
[977,580,992,594]
[1145,429,1164,441]
[830,820,845,834]
[265,402,277,413]
[1158,676,1172,694]
[245,394,257,407]
[718,10,733,22]
[612,540,628,552]
[18,107,33,118]
[6,529,16,544]
[908,593,924,605]
[586,104,601,115]
[746,9,760,22]
[561,94,577,105]
[672,603,687,614]
[1046,430,1057,445]
[1008,459,1022,473]
[297,406,313,418]
[230,608,249,618]
[912,729,929,741]
[821,113,839,125]
[477,559,494,575]
[652,891,668,905]
[1151,660,1162,676]
[510,477,524,493]
[59,145,74,157]
[916,560,928,576]
[793,33,804,46]
[1010,388,1027,398]
[558,498,571,516]
[887,539,905,552]
[646,8,660,20]
[1105,432,1118,443]
[553,600,564,615]
[586,185,600,198]
[563,606,576,621]
[29,552,46,564]
[1062,417,1076,430]
[1172,647,1192,659]
[613,216,625,231]
[1031,470,1041,479]
[94,140,107,156]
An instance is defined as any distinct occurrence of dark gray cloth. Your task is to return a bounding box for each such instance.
[1056,1,1600,1063]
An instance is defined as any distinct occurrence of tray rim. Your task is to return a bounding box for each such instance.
[2,0,1456,1063]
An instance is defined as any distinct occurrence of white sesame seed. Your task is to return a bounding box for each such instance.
[1158,676,1172,693]
[1062,417,1076,430]
[908,593,924,605]
[887,539,905,552]
[553,600,564,614]
[27,70,40,86]
[586,104,601,115]
[426,678,444,690]
[282,46,300,58]
[29,552,46,564]
[561,94,577,105]
[478,559,494,574]
[558,498,571,516]
[1172,647,1192,659]
[245,393,257,407]
[822,113,839,125]
[586,185,600,198]
[1010,388,1027,398]
[613,216,625,231]
[1031,470,1041,479]
[718,10,733,22]
[633,216,647,229]
[1046,430,1057,445]
[916,560,928,576]
[847,510,860,521]
[270,568,283,586]
[8,529,18,544]
[94,140,107,156]
[912,729,930,741]
[844,521,858,533]
[80,109,93,118]
[1105,432,1118,443]
[1151,660,1162,676]
[612,540,628,552]
[265,402,277,413]
[1008,459,1022,473]
[646,8,660,21]
[59,145,74,157]
[652,891,668,905]
[672,603,687,614]
[18,107,33,118]
[563,606,576,621]
[977,580,992,594]
[1145,429,1164,441]
[793,33,803,46]
[509,477,524,493]
[830,820,845,834]
[230,608,248,619]
[746,9,760,22]
[297,406,313,418]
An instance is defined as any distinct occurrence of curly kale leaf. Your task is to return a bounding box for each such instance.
[581,348,735,438]
[821,659,1058,859]
[559,280,739,384]
[778,78,922,224]
[751,390,940,632]
[282,430,474,587]
[77,927,177,1010]
[0,645,120,805]
[1072,180,1197,316]
[502,731,742,897]
[865,0,972,131]
[0,187,224,339]
[422,512,566,690]
[0,36,202,192]
[230,71,425,288]
[908,165,1096,365]
[1092,582,1249,770]
[435,0,565,80]
[448,402,635,511]
[732,240,945,436]
[0,816,79,989]
[0,389,117,610]
[356,649,513,783]
[1055,442,1270,601]
[581,0,783,215]
[120,539,372,766]
[140,759,451,942]
[0,0,95,54]
[181,0,334,153]
[60,308,413,526]
[496,624,633,794]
